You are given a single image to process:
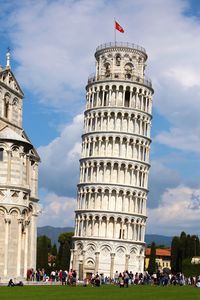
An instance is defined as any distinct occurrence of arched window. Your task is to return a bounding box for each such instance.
[125,91,130,107]
[4,100,9,118]
[4,94,10,118]
[0,148,3,161]
[116,54,121,66]
[104,62,111,77]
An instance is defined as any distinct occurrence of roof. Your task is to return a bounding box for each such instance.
[0,126,31,144]
[146,248,171,257]
[0,68,24,97]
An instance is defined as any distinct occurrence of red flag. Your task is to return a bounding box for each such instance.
[115,21,124,33]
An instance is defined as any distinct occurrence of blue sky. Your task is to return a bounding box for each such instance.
[1,0,200,236]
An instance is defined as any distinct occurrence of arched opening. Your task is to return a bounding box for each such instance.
[0,148,3,161]
[104,62,111,77]
[4,99,9,118]
[116,54,121,66]
[125,91,130,107]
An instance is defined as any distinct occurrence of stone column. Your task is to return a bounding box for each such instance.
[132,140,135,159]
[81,219,84,236]
[85,218,89,236]
[82,250,86,276]
[96,163,100,182]
[141,224,144,241]
[122,193,125,212]
[115,89,119,106]
[105,219,109,238]
[17,218,23,276]
[91,90,95,108]
[91,217,95,236]
[86,165,89,182]
[26,155,30,186]
[110,253,115,279]
[72,249,78,271]
[113,219,116,239]
[133,223,136,240]
[4,218,11,277]
[95,252,100,273]
[125,254,130,271]
[127,222,130,240]
[96,89,100,106]
[135,91,139,109]
[23,220,29,277]
[20,152,24,185]
[69,249,73,270]
[6,150,12,184]
[100,115,103,130]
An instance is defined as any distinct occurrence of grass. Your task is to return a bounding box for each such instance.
[0,284,200,300]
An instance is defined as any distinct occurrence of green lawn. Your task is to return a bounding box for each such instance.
[0,284,200,300]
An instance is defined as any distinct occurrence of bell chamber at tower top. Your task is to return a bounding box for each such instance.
[87,42,152,89]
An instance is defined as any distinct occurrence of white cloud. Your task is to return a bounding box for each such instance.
[1,0,200,230]
[2,0,200,150]
[38,191,76,227]
[148,160,180,208]
[155,127,200,153]
[38,113,83,196]
[147,185,200,236]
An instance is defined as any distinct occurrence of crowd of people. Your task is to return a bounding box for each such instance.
[23,268,200,288]
[26,268,77,285]
[86,270,200,288]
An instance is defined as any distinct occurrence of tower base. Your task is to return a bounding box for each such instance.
[70,237,145,280]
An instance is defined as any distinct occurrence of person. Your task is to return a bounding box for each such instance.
[196,280,200,288]
[62,270,67,285]
[68,269,73,285]
[124,271,129,288]
[114,271,119,285]
[95,273,100,287]
[119,273,124,288]
[15,281,24,286]
[72,270,77,286]
[51,270,56,282]
[8,279,15,287]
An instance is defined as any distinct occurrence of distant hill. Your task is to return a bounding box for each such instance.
[145,234,172,247]
[37,226,172,248]
[37,226,74,247]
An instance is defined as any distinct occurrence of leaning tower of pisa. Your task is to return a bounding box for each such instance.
[71,42,153,279]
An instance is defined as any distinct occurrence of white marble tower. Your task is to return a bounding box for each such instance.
[0,50,40,281]
[71,42,153,279]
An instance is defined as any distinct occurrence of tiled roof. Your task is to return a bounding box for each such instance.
[146,248,171,257]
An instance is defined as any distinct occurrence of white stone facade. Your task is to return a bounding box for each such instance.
[71,42,153,279]
[0,53,40,282]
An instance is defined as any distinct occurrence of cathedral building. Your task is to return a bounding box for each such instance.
[0,50,40,281]
[71,42,153,278]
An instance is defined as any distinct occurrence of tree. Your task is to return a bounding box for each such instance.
[51,243,57,256]
[171,236,182,273]
[190,235,200,257]
[37,235,52,270]
[57,232,74,271]
[195,236,200,256]
[185,234,191,258]
[148,241,156,275]
[180,231,187,260]
[171,232,200,274]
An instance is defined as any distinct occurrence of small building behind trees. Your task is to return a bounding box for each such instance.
[145,247,171,272]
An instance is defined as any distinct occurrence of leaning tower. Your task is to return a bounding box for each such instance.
[0,51,40,281]
[71,42,153,279]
